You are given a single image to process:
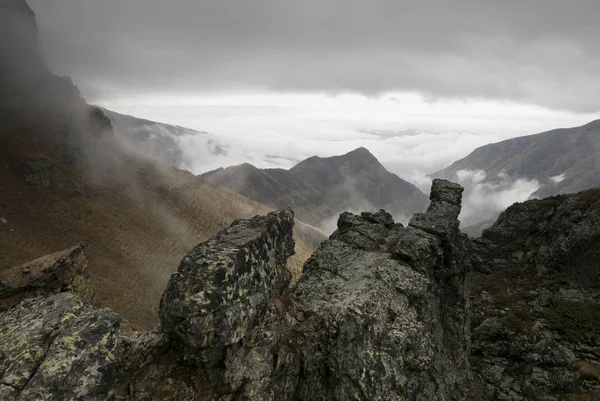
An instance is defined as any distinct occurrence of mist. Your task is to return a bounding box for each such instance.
[447,169,541,227]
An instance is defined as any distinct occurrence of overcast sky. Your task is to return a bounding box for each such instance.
[28,0,600,112]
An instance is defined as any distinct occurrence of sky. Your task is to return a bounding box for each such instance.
[25,0,600,223]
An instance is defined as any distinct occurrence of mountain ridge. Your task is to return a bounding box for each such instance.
[434,119,600,198]
[201,147,428,230]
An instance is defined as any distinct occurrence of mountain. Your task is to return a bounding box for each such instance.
[102,108,227,171]
[434,119,600,198]
[201,147,429,231]
[0,0,324,330]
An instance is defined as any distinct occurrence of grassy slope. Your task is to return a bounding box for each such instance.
[0,131,323,329]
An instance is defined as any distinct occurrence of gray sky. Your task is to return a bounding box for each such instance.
[28,0,600,112]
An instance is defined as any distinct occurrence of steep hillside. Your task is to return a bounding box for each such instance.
[0,130,322,328]
[201,147,428,230]
[434,119,600,197]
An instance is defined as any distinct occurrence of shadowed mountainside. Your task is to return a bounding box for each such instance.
[201,147,429,231]
[434,119,600,198]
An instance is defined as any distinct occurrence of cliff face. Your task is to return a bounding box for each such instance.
[470,187,600,400]
[0,0,113,160]
[0,179,472,400]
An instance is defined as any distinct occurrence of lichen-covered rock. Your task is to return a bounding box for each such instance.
[0,292,120,400]
[0,244,93,310]
[470,187,600,400]
[160,208,295,356]
[283,179,472,400]
[115,182,472,401]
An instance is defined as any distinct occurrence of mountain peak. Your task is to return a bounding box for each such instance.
[341,147,378,163]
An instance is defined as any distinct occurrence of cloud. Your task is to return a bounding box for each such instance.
[101,93,597,189]
[27,0,600,112]
[453,169,541,226]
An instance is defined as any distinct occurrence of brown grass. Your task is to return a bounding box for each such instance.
[0,132,324,328]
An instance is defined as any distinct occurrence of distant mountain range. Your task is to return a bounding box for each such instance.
[200,147,429,231]
[434,119,600,198]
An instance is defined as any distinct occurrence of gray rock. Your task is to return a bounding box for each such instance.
[0,244,93,311]
[0,218,6,224]
[474,188,600,285]
[0,293,119,400]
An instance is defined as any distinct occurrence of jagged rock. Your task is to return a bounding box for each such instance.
[160,208,295,357]
[279,179,471,400]
[0,293,120,400]
[474,187,600,284]
[119,181,471,400]
[470,187,600,400]
[0,244,93,310]
[11,179,600,400]
[122,209,297,399]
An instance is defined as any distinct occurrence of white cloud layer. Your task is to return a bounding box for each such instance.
[102,92,596,186]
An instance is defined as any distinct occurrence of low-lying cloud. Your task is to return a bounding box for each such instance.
[453,169,541,227]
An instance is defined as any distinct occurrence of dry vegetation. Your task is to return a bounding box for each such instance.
[0,131,325,329]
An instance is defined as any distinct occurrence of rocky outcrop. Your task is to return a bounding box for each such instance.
[0,245,117,400]
[119,179,471,400]
[10,179,600,400]
[0,243,92,311]
[470,187,600,400]
[287,179,471,400]
[473,187,600,285]
[0,180,473,400]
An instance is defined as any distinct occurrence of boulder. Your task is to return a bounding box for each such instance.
[0,244,93,310]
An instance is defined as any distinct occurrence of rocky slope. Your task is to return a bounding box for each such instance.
[470,187,600,400]
[201,147,429,231]
[0,179,472,400]
[434,119,600,199]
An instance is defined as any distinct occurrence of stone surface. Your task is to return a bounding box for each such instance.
[470,187,600,400]
[0,244,93,310]
[121,182,472,400]
[287,194,472,400]
[0,293,120,401]
[473,188,600,285]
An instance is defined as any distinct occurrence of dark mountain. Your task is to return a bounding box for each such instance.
[434,119,600,198]
[201,147,429,230]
